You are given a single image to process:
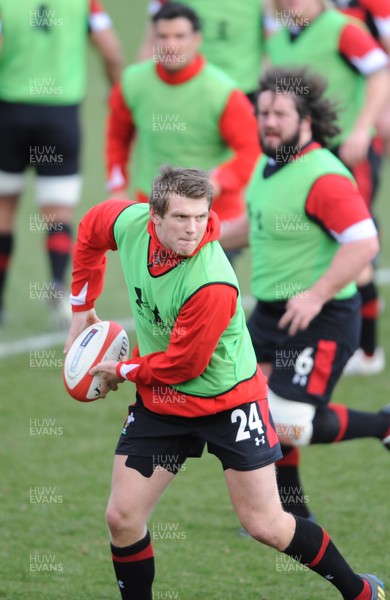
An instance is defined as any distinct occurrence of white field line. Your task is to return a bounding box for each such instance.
[1,268,390,359]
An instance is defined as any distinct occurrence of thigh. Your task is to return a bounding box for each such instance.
[0,101,32,173]
[268,298,361,406]
[225,464,295,549]
[108,454,174,523]
[225,463,280,519]
[247,301,283,364]
[34,104,81,176]
[116,402,205,477]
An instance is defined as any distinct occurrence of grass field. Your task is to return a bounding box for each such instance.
[1,2,390,599]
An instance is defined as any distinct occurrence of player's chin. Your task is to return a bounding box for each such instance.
[177,241,197,255]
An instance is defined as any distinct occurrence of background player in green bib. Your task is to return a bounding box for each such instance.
[266,0,390,374]
[65,165,385,600]
[221,67,390,529]
[0,0,123,327]
[139,0,266,101]
[106,2,260,257]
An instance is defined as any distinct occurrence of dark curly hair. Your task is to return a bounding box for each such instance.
[258,67,341,148]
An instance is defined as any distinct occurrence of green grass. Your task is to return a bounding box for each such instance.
[1,2,390,598]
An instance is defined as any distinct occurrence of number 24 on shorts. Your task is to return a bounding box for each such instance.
[231,403,264,442]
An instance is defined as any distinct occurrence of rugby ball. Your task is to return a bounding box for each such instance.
[63,321,129,402]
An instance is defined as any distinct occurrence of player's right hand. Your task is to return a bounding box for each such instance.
[64,308,100,354]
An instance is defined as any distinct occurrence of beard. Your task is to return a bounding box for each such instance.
[260,128,302,163]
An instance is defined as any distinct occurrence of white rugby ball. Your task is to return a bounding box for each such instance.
[63,321,129,402]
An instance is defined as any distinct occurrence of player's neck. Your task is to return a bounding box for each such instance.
[303,4,326,24]
[291,4,325,27]
[156,54,204,85]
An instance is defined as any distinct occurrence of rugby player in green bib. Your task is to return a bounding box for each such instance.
[65,165,385,600]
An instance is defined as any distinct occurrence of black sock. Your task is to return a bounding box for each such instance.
[276,446,312,519]
[284,516,365,599]
[45,222,72,286]
[0,232,14,311]
[311,404,389,443]
[111,531,154,600]
[358,281,379,355]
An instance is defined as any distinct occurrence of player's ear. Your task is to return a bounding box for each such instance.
[149,206,161,225]
[194,31,202,47]
[301,114,312,135]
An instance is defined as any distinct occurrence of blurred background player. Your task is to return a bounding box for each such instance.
[265,0,390,373]
[106,2,260,260]
[331,0,390,374]
[139,0,269,105]
[0,0,123,328]
[267,0,390,375]
[221,67,390,521]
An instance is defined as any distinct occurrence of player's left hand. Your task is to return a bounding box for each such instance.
[338,125,371,167]
[278,292,324,336]
[89,360,123,399]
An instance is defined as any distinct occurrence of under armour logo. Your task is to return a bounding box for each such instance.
[255,436,265,446]
[292,374,307,386]
[118,580,125,589]
[127,412,135,424]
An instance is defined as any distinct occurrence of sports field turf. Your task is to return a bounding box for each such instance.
[1,2,389,598]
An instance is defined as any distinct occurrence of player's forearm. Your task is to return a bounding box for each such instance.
[117,285,237,386]
[308,236,379,304]
[106,86,134,192]
[355,68,390,131]
[137,22,154,61]
[106,128,131,193]
[216,91,260,191]
[219,215,249,250]
[379,33,390,57]
[91,28,124,86]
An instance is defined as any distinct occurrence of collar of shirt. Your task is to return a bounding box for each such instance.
[156,54,205,85]
[263,141,321,178]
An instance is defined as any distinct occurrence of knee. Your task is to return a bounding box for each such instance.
[105,502,140,540]
[106,503,124,535]
[268,389,315,447]
[311,405,341,443]
[240,512,294,551]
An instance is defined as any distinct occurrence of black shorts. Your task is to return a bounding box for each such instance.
[247,295,361,406]
[0,100,81,176]
[116,395,282,475]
